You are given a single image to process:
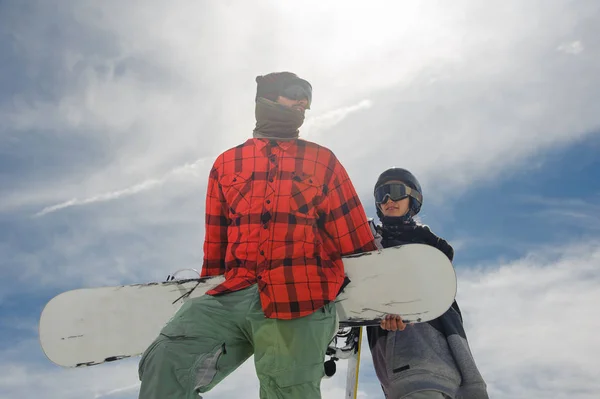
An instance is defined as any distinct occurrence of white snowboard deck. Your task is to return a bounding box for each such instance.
[39,244,456,368]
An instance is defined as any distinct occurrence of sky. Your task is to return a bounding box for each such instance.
[1,0,600,398]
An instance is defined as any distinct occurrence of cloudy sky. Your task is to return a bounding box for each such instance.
[1,0,600,398]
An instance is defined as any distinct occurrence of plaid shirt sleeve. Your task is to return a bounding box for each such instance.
[323,161,378,256]
[201,157,229,277]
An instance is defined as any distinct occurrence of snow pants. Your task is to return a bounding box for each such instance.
[138,284,337,399]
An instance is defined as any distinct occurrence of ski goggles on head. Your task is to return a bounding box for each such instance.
[374,183,422,205]
[281,79,312,107]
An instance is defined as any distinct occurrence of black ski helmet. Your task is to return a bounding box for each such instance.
[374,167,423,219]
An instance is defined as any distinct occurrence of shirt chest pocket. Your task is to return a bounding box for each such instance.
[220,171,253,216]
[290,173,323,216]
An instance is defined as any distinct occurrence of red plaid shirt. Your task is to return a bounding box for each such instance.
[201,138,377,319]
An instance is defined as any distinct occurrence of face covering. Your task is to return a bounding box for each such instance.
[252,97,305,140]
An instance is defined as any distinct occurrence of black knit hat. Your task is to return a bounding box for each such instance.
[255,72,312,106]
[374,167,423,219]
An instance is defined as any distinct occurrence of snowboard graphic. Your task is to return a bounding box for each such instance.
[39,243,456,368]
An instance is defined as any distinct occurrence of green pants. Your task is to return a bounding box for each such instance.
[138,284,337,399]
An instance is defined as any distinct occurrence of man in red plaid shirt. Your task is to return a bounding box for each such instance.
[138,72,403,399]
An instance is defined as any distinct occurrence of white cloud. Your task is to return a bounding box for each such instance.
[457,241,600,399]
[2,0,600,214]
[297,100,373,140]
[33,156,214,217]
[95,383,140,399]
[517,195,600,231]
[32,98,371,217]
[558,40,585,54]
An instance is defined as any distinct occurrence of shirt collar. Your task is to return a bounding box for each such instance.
[250,138,296,152]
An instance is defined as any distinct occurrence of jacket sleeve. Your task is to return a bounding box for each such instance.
[440,307,489,399]
[321,161,377,256]
[424,226,488,398]
[418,225,454,261]
[200,158,229,277]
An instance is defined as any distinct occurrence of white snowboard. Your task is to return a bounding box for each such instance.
[39,243,456,368]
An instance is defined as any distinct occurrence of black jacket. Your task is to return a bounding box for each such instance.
[366,219,488,399]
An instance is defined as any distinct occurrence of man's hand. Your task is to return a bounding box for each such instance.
[380,314,407,331]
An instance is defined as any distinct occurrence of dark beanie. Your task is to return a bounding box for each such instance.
[255,72,302,102]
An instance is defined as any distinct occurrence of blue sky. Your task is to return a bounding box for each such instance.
[437,132,600,263]
[1,1,600,398]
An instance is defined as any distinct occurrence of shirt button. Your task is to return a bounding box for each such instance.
[263,224,268,229]
[269,178,274,183]
[266,200,271,204]
[260,250,265,255]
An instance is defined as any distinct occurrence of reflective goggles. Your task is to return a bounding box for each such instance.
[281,79,312,107]
[374,183,422,205]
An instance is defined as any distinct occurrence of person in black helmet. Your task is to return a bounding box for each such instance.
[367,167,489,399]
